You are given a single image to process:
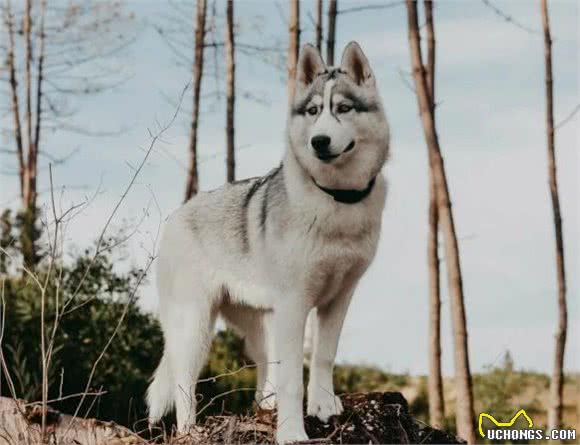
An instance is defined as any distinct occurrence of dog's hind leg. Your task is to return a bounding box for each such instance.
[164,278,217,432]
[220,304,276,409]
[247,316,279,410]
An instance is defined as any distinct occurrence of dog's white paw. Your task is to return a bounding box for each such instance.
[276,427,309,444]
[307,391,343,422]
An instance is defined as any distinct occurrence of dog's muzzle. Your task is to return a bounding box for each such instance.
[311,136,356,163]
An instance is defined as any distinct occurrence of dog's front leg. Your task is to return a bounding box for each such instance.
[307,290,354,421]
[273,300,309,444]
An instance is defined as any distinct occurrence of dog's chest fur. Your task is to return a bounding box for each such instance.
[240,166,384,308]
[280,207,380,307]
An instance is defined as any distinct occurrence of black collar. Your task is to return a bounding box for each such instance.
[313,176,376,204]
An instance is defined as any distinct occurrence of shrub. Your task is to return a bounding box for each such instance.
[1,247,163,425]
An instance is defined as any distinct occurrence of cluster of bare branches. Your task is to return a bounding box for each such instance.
[1,0,135,268]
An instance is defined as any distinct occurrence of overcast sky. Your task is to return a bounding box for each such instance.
[1,0,578,376]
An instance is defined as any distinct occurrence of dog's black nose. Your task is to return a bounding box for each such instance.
[311,135,331,153]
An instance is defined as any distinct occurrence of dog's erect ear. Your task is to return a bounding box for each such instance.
[340,41,375,87]
[297,44,326,86]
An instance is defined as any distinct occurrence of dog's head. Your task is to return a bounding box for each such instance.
[288,42,389,190]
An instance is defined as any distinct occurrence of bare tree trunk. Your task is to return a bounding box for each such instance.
[23,0,33,209]
[315,0,323,52]
[405,2,475,442]
[326,0,337,65]
[427,157,445,429]
[20,0,43,269]
[37,1,48,438]
[287,0,300,107]
[5,0,25,199]
[424,1,435,106]
[541,0,568,432]
[423,0,445,430]
[32,0,46,195]
[225,0,236,183]
[184,0,207,202]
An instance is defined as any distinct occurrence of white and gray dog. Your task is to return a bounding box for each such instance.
[147,41,389,443]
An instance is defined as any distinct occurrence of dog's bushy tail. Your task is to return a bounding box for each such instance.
[147,352,173,423]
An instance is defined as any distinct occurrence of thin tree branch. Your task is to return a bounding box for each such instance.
[555,103,580,129]
[338,0,403,15]
[481,0,541,35]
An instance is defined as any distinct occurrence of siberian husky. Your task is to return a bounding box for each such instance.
[147,41,390,443]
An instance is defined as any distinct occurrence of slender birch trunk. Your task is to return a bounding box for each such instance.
[225,0,236,183]
[184,0,207,201]
[315,0,323,52]
[23,0,33,209]
[326,0,337,65]
[541,0,568,432]
[38,3,48,436]
[33,0,47,179]
[405,2,475,442]
[5,0,25,199]
[423,0,445,430]
[12,0,45,268]
[28,0,46,217]
[287,0,300,106]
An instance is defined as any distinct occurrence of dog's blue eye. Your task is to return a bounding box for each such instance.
[306,106,318,116]
[337,104,353,114]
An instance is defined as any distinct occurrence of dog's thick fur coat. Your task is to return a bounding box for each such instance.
[147,42,389,443]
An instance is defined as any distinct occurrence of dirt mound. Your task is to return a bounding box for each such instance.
[1,392,464,444]
[173,392,464,444]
